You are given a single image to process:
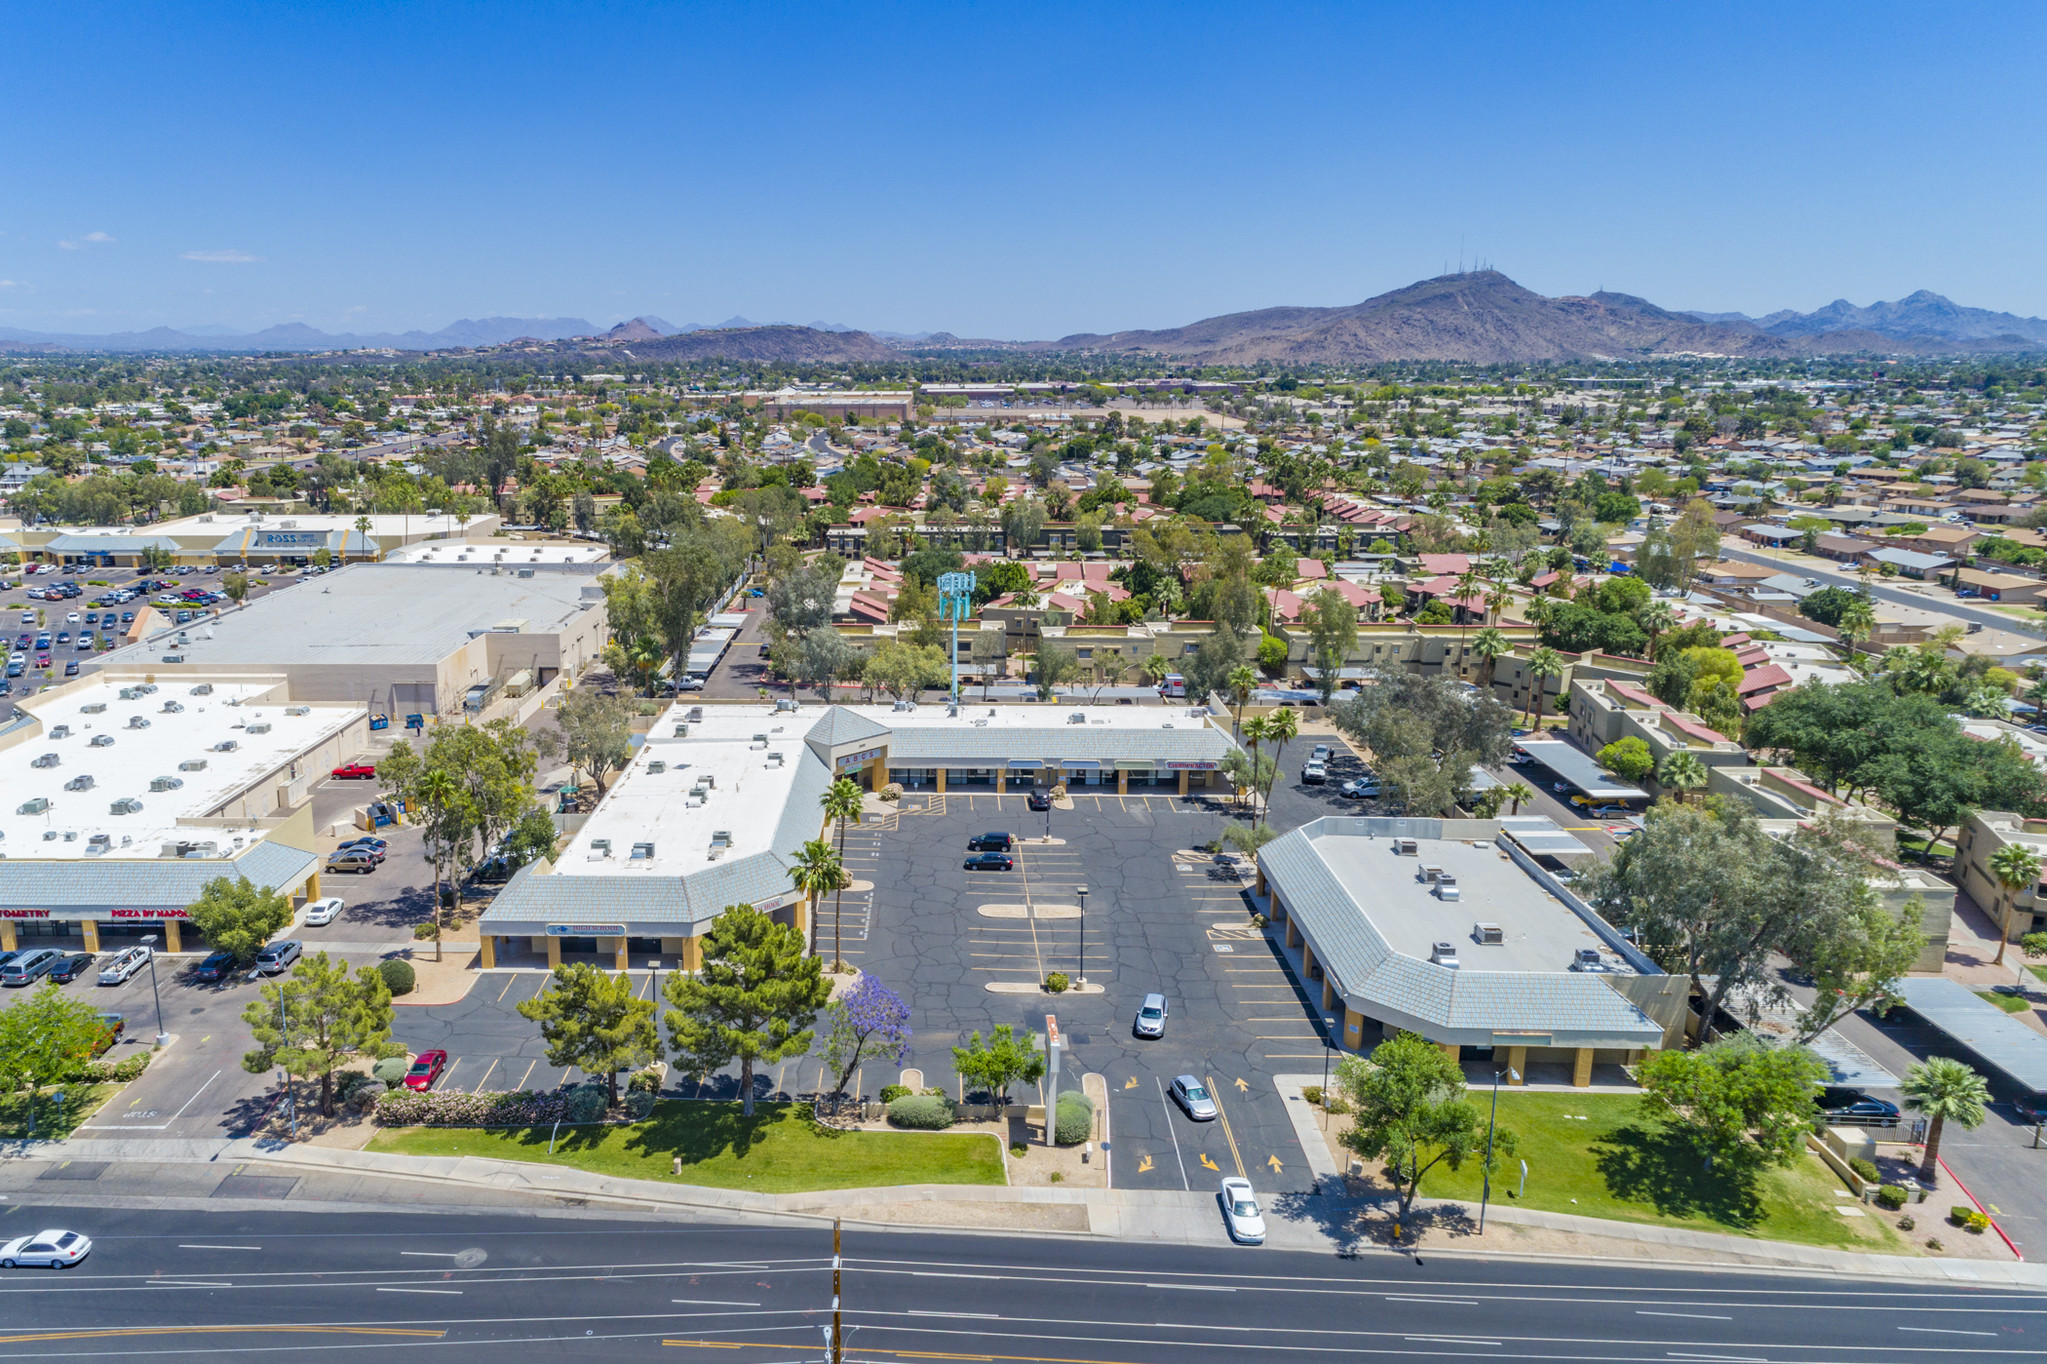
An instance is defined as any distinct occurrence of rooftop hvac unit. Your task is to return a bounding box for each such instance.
[80,702,105,715]
[284,705,309,716]
[245,722,270,735]
[587,838,613,861]
[673,723,690,738]
[1417,863,1444,883]
[30,753,59,769]
[179,758,208,771]
[1068,712,1086,724]
[646,760,667,774]
[1394,837,1418,856]
[1435,878,1461,901]
[49,725,71,740]
[190,683,212,695]
[1474,922,1504,945]
[214,739,239,752]
[162,654,184,664]
[118,687,139,700]
[686,707,704,722]
[766,751,783,766]
[630,842,655,861]
[161,700,184,713]
[127,716,151,729]
[710,830,731,848]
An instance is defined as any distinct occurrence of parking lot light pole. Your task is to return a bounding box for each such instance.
[1478,1063,1518,1234]
[1075,887,1087,986]
[140,933,169,1047]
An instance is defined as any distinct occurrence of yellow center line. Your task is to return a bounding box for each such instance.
[1205,1073,1246,1178]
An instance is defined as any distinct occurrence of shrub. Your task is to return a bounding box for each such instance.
[1874,1184,1909,1211]
[1048,1170,1064,1182]
[1898,1215,1916,1232]
[1053,1090,1094,1145]
[1302,1085,1324,1106]
[1947,1204,1991,1232]
[1044,972,1070,993]
[1848,1156,1879,1183]
[627,1068,662,1094]
[879,783,902,802]
[374,1088,572,1127]
[621,1089,656,1120]
[887,1094,956,1129]
[1926,1237,1944,1251]
[564,1085,607,1123]
[64,1052,151,1084]
[373,1056,411,1090]
[1009,1143,1027,1158]
[378,958,416,996]
[879,1083,913,1104]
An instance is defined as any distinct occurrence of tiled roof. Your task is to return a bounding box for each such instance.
[0,838,318,913]
[803,706,891,762]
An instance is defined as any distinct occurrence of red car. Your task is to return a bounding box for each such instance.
[331,763,377,780]
[403,1050,447,1091]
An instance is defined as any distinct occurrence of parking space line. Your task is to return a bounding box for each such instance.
[469,1058,499,1093]
[495,975,518,1003]
[438,1058,463,1090]
[514,1059,537,1090]
[1155,1077,1191,1190]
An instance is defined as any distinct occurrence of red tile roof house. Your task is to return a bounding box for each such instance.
[1296,558,1329,581]
[1416,553,1474,576]
[1737,662,1795,710]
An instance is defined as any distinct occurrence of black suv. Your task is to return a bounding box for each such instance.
[967,831,1014,852]
[191,949,239,983]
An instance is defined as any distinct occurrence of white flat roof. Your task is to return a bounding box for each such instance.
[556,705,813,879]
[1,680,357,860]
[387,540,607,566]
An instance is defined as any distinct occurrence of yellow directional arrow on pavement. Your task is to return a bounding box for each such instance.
[1199,1153,1220,1171]
[1137,1154,1154,1174]
[1267,1154,1283,1172]
[1234,1078,1250,1093]
[1124,1077,1139,1090]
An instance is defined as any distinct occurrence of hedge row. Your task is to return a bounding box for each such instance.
[374,1088,573,1127]
[887,1094,957,1129]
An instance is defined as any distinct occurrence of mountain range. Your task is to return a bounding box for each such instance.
[2,276,2042,362]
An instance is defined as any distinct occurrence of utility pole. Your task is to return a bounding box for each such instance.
[829,1218,843,1364]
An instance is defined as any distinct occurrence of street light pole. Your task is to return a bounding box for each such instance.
[1478,1063,1516,1234]
[141,933,168,1047]
[1076,887,1087,986]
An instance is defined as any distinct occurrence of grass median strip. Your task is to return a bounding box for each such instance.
[367,1099,1006,1194]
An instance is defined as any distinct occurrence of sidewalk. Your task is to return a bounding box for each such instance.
[11,1134,2043,1285]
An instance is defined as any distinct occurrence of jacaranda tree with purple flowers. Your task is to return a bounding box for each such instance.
[819,974,912,1101]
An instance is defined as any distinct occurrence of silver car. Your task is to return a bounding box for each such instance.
[1134,993,1168,1039]
[253,940,302,975]
[1170,1074,1217,1121]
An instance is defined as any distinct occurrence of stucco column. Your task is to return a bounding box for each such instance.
[996,770,1006,795]
[80,920,100,952]
[1178,769,1190,797]
[1343,1008,1364,1050]
[935,767,947,794]
[793,896,809,939]
[1507,1046,1526,1083]
[1302,942,1318,980]
[1572,1047,1594,1087]
[1256,861,1268,895]
[1322,978,1339,1010]
[480,935,496,969]
[1286,918,1302,948]
[1117,769,1128,794]
[1441,1042,1461,1064]
[164,919,181,953]
[682,935,702,972]
[0,922,14,952]
[546,936,561,968]
[613,936,628,972]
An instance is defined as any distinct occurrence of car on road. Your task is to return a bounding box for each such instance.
[47,952,96,984]
[1134,993,1168,1039]
[967,831,1014,852]
[98,946,151,985]
[404,1050,447,1091]
[331,763,377,780]
[253,940,302,975]
[326,848,378,874]
[1818,1086,1901,1127]
[1169,1074,1217,1121]
[302,897,344,927]
[0,947,63,986]
[1026,789,1052,811]
[963,851,1015,871]
[0,1230,92,1269]
[1218,1176,1266,1244]
[191,949,239,983]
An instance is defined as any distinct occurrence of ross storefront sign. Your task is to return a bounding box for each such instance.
[547,923,626,937]
[835,747,884,771]
[110,908,187,919]
[0,909,50,919]
[1163,760,1219,771]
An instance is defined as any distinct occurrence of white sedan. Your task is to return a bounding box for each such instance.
[303,896,345,927]
[1219,1177,1265,1244]
[1,1230,91,1268]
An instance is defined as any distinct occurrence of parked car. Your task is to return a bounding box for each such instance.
[331,763,377,780]
[0,948,64,986]
[253,940,302,975]
[1169,1074,1217,1121]
[1818,1086,1901,1128]
[1134,993,1169,1039]
[967,831,1014,852]
[1218,1176,1266,1244]
[191,949,239,983]
[1339,778,1380,799]
[335,838,387,863]
[0,1229,92,1269]
[93,1013,125,1052]
[326,848,377,874]
[302,897,344,927]
[962,851,1014,871]
[1310,744,1332,764]
[1026,789,1052,811]
[47,952,96,984]
[1301,762,1327,785]
[98,946,151,985]
[404,1050,447,1091]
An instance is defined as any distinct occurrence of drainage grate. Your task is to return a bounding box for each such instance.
[37,1161,108,1181]
[211,1175,299,1200]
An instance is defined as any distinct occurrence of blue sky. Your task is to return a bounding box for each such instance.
[3,1,2042,338]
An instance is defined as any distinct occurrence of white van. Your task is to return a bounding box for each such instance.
[1159,674,1187,698]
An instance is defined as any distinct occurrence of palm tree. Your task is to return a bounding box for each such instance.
[1656,750,1709,804]
[1900,1057,1991,1185]
[1502,781,1534,816]
[1453,567,1483,648]
[1837,597,1876,665]
[818,777,865,971]
[788,839,849,962]
[1261,706,1299,811]
[1471,627,1508,692]
[1226,664,1258,741]
[1640,601,1677,659]
[1988,841,2043,970]
[1239,713,1269,813]
[353,513,373,563]
[1525,646,1564,727]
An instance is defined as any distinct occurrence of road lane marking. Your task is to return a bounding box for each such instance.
[177,1245,260,1251]
[1640,1311,1733,1320]
[909,1310,1001,1319]
[0,1327,445,1344]
[1143,1283,1235,1291]
[1385,1296,1479,1305]
[376,1286,463,1294]
[670,1299,762,1307]
[1155,1076,1191,1190]
[398,1251,465,1258]
[1205,1073,1246,1177]
[1407,1337,1501,1347]
[1198,1153,1220,1171]
[1897,1327,1998,1337]
[1136,1155,1153,1174]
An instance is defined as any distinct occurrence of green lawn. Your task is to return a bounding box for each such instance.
[0,1083,115,1140]
[367,1100,1007,1193]
[1977,989,2032,1014]
[1415,1092,1906,1252]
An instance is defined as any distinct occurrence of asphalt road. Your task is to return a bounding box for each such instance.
[1715,542,2047,642]
[0,1207,2036,1363]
